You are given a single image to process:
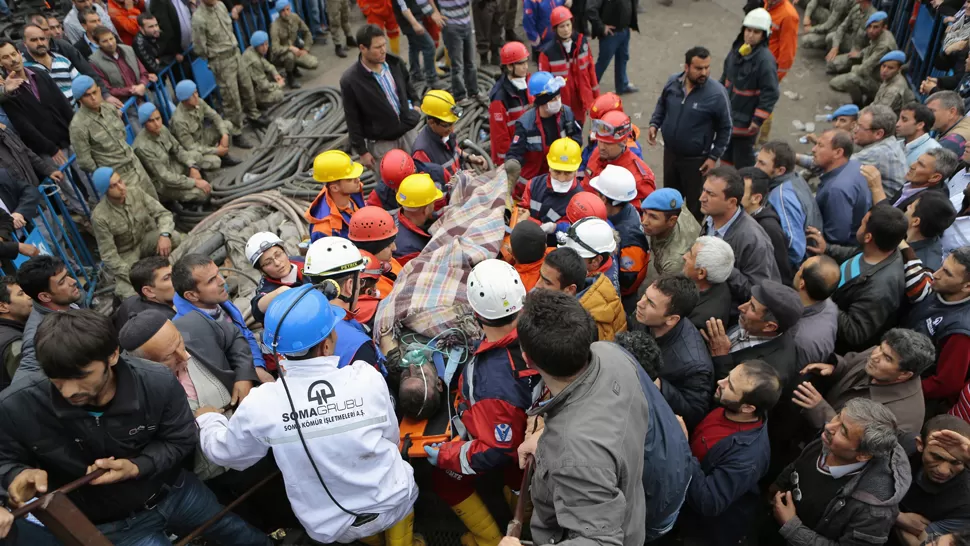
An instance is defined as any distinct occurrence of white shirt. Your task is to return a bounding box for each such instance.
[196,355,417,543]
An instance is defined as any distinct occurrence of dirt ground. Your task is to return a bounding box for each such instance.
[296,0,853,187]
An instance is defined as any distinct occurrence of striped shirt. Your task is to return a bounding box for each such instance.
[438,0,471,25]
[364,61,400,116]
[23,53,80,101]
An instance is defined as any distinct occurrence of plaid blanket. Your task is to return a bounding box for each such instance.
[373,169,510,343]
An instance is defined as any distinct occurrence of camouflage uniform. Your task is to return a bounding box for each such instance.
[830,30,898,102]
[270,12,319,74]
[326,0,353,48]
[242,46,285,107]
[871,72,916,115]
[170,101,232,160]
[192,1,261,135]
[133,126,212,203]
[801,0,852,49]
[92,187,181,298]
[825,3,878,73]
[69,103,159,201]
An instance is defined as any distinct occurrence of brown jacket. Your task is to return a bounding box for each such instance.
[803,347,925,434]
[942,115,970,147]
[578,274,627,342]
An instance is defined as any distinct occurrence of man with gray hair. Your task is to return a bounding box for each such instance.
[682,235,735,331]
[770,397,912,546]
[794,328,933,434]
[927,90,970,145]
[862,147,959,212]
[852,104,909,196]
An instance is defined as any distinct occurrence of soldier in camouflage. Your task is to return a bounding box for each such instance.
[801,0,851,49]
[133,103,214,204]
[243,31,285,107]
[90,167,181,299]
[270,0,319,87]
[191,0,268,141]
[170,80,247,163]
[830,12,897,102]
[823,0,878,74]
[870,51,915,115]
[68,76,160,202]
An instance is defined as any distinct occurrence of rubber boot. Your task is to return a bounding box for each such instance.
[389,35,401,55]
[451,493,502,546]
[460,533,479,546]
[385,511,426,546]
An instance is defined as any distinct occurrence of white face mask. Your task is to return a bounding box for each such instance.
[551,178,573,193]
[562,39,573,50]
[545,99,562,114]
[510,77,528,90]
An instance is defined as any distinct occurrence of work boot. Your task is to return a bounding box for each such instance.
[249,115,271,129]
[293,67,304,78]
[335,45,348,58]
[489,48,500,65]
[480,52,488,66]
[287,77,302,89]
[221,154,241,167]
[618,84,639,95]
[346,35,357,47]
[234,133,256,149]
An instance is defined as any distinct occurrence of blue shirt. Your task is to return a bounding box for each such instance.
[703,206,743,238]
[767,180,807,268]
[816,159,871,245]
[902,134,941,167]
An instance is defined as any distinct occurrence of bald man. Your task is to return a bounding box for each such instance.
[790,255,842,367]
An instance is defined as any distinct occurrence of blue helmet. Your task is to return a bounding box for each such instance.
[262,285,346,355]
[527,71,565,98]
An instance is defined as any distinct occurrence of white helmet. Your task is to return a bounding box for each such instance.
[466,259,526,320]
[245,232,285,266]
[589,164,637,203]
[742,8,772,34]
[304,236,366,277]
[560,217,616,258]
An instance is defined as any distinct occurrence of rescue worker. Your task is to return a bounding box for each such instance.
[242,31,285,108]
[505,71,582,197]
[565,191,608,223]
[69,75,159,201]
[412,89,487,188]
[171,81,251,161]
[518,137,582,226]
[523,0,565,56]
[509,221,552,290]
[303,236,386,370]
[559,216,620,295]
[356,0,401,55]
[720,8,780,168]
[305,150,366,242]
[589,164,649,298]
[871,50,914,114]
[368,149,415,211]
[191,0,267,141]
[584,109,656,209]
[355,250,387,327]
[537,6,599,126]
[488,42,532,167]
[424,259,539,546]
[245,231,307,324]
[132,103,213,204]
[828,9,890,76]
[765,0,799,82]
[829,11,897,103]
[269,0,318,88]
[91,167,181,299]
[580,92,644,173]
[394,173,441,264]
[348,206,401,298]
[196,284,420,546]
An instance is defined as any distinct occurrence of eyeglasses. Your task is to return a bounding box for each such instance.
[591,118,632,140]
[790,470,803,502]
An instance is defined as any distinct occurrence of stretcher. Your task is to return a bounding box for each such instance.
[398,343,466,458]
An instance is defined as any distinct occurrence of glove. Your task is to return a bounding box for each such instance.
[555,231,568,245]
[504,159,522,183]
[540,222,556,234]
[424,443,440,466]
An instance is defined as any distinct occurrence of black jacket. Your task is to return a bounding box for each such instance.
[689,282,733,331]
[0,317,23,391]
[713,332,798,389]
[0,168,42,221]
[586,0,638,37]
[174,311,259,393]
[655,319,713,429]
[884,183,948,212]
[340,55,420,155]
[112,296,176,331]
[828,246,904,354]
[720,35,778,133]
[0,128,56,192]
[1,67,74,157]
[0,358,196,524]
[649,72,733,159]
[752,205,793,283]
[133,32,165,74]
[73,37,94,60]
[150,0,187,58]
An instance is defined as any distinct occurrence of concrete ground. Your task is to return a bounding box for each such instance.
[292,0,853,186]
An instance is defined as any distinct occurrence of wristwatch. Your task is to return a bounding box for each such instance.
[160,232,171,238]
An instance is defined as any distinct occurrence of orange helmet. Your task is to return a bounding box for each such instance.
[592,110,633,145]
[349,206,398,242]
[358,250,386,280]
[550,6,572,27]
[589,93,623,121]
[379,149,416,190]
[566,192,608,224]
[500,41,529,65]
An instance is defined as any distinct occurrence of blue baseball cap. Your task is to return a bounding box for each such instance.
[274,0,290,11]
[640,188,684,212]
[827,104,859,121]
[92,167,114,197]
[866,11,888,27]
[879,50,905,65]
[137,102,157,125]
[175,80,197,102]
[251,30,269,47]
[71,75,95,101]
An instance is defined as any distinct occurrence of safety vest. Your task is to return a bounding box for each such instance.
[412,125,462,185]
[392,213,432,266]
[488,76,532,166]
[334,317,386,373]
[508,108,581,185]
[525,174,580,223]
[537,33,599,124]
[305,190,366,241]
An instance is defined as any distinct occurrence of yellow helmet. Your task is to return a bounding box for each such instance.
[546,138,582,172]
[396,173,443,208]
[313,150,364,184]
[420,89,462,123]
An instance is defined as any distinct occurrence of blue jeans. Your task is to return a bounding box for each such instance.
[0,0,10,18]
[94,470,270,546]
[401,23,437,83]
[308,0,328,35]
[441,23,478,100]
[594,28,630,92]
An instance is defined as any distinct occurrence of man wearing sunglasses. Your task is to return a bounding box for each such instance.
[412,89,486,187]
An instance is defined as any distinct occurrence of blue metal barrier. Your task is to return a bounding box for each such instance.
[905,4,947,95]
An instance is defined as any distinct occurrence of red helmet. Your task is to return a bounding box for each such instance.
[589,92,623,121]
[500,42,529,65]
[379,149,416,189]
[348,206,398,242]
[566,192,608,224]
[592,110,632,144]
[358,250,386,280]
[550,6,572,27]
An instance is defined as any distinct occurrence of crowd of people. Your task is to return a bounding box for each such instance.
[0,0,969,545]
